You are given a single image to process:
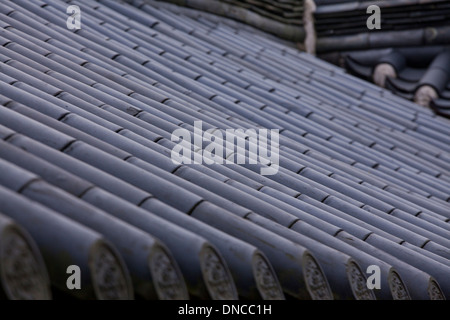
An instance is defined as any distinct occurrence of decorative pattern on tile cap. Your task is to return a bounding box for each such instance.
[347,261,376,301]
[1,226,51,300]
[389,271,411,300]
[90,243,132,300]
[200,246,238,300]
[252,253,285,300]
[428,280,445,300]
[149,246,189,300]
[304,253,332,300]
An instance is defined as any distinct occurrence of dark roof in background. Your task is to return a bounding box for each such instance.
[315,0,450,40]
[341,47,450,118]
[211,0,304,26]
[313,0,450,117]
[152,0,306,41]
[0,0,449,300]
